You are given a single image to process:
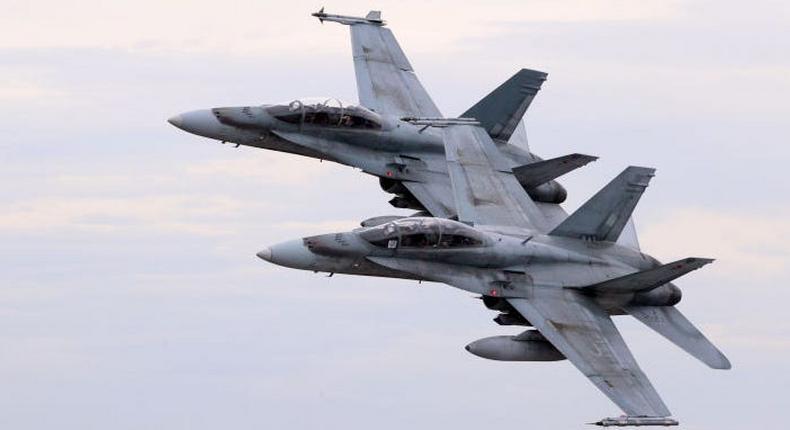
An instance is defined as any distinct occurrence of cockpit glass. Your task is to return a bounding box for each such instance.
[265,98,382,129]
[360,217,486,249]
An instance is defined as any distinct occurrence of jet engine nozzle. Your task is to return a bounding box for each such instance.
[631,283,682,307]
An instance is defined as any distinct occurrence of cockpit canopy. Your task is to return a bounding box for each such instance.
[360,217,487,249]
[265,98,382,129]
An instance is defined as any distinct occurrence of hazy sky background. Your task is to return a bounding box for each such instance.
[1,1,788,429]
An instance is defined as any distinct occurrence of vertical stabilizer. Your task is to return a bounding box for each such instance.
[550,166,654,242]
[461,68,547,142]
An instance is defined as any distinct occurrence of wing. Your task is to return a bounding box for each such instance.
[316,10,440,116]
[507,289,672,417]
[442,124,547,230]
[347,23,441,116]
[401,181,455,218]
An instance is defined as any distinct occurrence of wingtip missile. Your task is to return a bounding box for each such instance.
[311,9,385,26]
[311,7,325,23]
[591,416,679,427]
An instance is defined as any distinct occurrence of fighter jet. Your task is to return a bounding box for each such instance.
[169,10,730,426]
[257,119,730,426]
[168,9,600,228]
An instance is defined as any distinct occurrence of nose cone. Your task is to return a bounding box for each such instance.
[167,115,183,128]
[167,109,225,139]
[256,247,272,262]
[256,239,318,270]
[465,341,481,356]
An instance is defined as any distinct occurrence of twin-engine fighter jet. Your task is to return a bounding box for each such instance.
[169,9,730,427]
[168,9,597,222]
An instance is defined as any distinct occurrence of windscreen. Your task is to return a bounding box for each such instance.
[266,98,381,129]
[360,218,486,249]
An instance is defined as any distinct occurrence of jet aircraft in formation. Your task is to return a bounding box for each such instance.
[168,9,730,426]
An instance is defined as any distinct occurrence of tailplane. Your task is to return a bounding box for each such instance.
[624,305,731,369]
[512,153,598,189]
[578,257,714,294]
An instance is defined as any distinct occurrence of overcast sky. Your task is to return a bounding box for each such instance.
[1,1,788,429]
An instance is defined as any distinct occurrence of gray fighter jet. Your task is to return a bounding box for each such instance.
[169,10,730,427]
[168,9,598,224]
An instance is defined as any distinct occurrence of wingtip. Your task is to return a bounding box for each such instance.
[687,257,716,265]
[709,351,732,370]
[625,165,657,174]
[570,153,600,163]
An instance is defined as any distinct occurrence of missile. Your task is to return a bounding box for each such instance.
[591,416,679,427]
[312,9,385,26]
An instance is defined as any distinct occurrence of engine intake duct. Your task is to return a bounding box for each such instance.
[379,177,427,211]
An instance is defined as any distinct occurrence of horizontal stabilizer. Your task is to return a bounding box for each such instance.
[512,153,598,189]
[550,166,654,242]
[624,305,731,369]
[461,68,547,142]
[579,257,714,293]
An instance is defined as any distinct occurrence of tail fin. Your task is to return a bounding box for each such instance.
[624,305,731,369]
[512,153,598,189]
[578,257,714,293]
[550,166,654,242]
[461,68,547,142]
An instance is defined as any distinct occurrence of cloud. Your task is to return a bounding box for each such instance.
[0,196,257,236]
[0,78,66,101]
[273,219,360,235]
[0,2,787,428]
[704,323,790,353]
[639,207,790,277]
[0,1,682,53]
[183,153,332,185]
